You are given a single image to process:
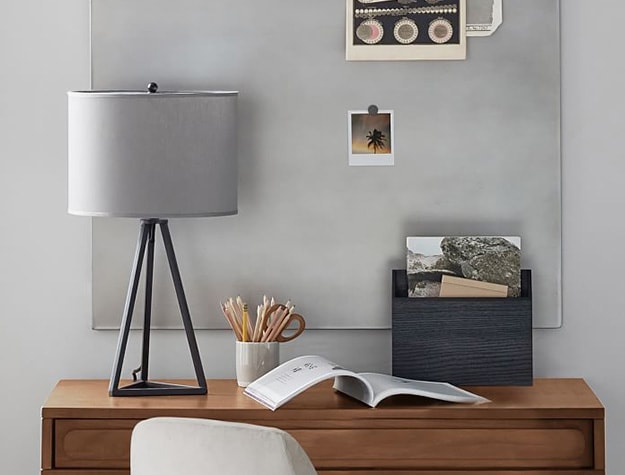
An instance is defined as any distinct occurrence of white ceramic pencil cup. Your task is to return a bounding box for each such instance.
[235,341,280,387]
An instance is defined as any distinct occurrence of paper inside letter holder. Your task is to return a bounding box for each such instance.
[392,269,533,386]
[439,275,508,298]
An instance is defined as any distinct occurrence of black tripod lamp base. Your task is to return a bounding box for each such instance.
[110,380,207,397]
[108,219,208,397]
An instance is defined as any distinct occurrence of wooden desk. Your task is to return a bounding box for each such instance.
[41,378,604,474]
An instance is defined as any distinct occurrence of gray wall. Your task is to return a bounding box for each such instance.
[0,1,622,473]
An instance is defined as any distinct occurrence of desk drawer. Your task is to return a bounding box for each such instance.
[55,419,137,469]
[54,418,593,471]
[293,420,594,471]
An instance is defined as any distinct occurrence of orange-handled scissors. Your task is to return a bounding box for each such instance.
[261,304,306,343]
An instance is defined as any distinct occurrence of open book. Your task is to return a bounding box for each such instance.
[243,355,489,410]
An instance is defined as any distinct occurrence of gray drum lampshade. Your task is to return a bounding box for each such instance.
[67,89,238,218]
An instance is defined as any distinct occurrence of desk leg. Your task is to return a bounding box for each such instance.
[595,419,605,470]
[41,418,53,471]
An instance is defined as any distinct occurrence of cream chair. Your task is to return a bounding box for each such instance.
[130,417,317,475]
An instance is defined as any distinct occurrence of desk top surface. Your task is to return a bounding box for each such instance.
[42,378,603,421]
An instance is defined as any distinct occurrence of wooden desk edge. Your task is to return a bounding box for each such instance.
[41,378,605,426]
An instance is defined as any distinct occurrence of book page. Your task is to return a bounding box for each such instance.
[244,355,362,410]
[359,373,489,406]
[332,375,376,407]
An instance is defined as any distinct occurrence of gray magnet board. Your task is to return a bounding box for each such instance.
[90,0,561,329]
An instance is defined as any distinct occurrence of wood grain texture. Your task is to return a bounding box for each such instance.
[42,471,127,475]
[392,269,532,385]
[291,423,592,470]
[41,418,53,470]
[42,471,604,475]
[594,419,606,469]
[55,419,137,469]
[318,472,605,475]
[41,378,604,418]
[41,379,604,474]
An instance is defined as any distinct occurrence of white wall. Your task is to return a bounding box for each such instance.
[0,1,622,473]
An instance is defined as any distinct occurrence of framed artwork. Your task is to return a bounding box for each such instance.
[348,110,394,166]
[346,0,466,60]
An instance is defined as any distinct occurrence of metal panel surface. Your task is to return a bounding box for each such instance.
[90,0,561,328]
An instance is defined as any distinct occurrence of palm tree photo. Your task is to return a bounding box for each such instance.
[350,112,392,155]
[366,129,386,154]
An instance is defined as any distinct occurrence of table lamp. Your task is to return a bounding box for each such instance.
[67,83,238,396]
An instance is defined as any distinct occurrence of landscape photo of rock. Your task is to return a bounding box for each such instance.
[406,236,521,297]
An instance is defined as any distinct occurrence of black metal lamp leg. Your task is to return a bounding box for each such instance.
[108,219,207,397]
[139,221,156,382]
[160,221,207,390]
[109,220,151,396]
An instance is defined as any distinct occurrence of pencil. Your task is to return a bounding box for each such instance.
[252,304,262,342]
[220,302,243,341]
[263,305,289,342]
[242,303,249,342]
